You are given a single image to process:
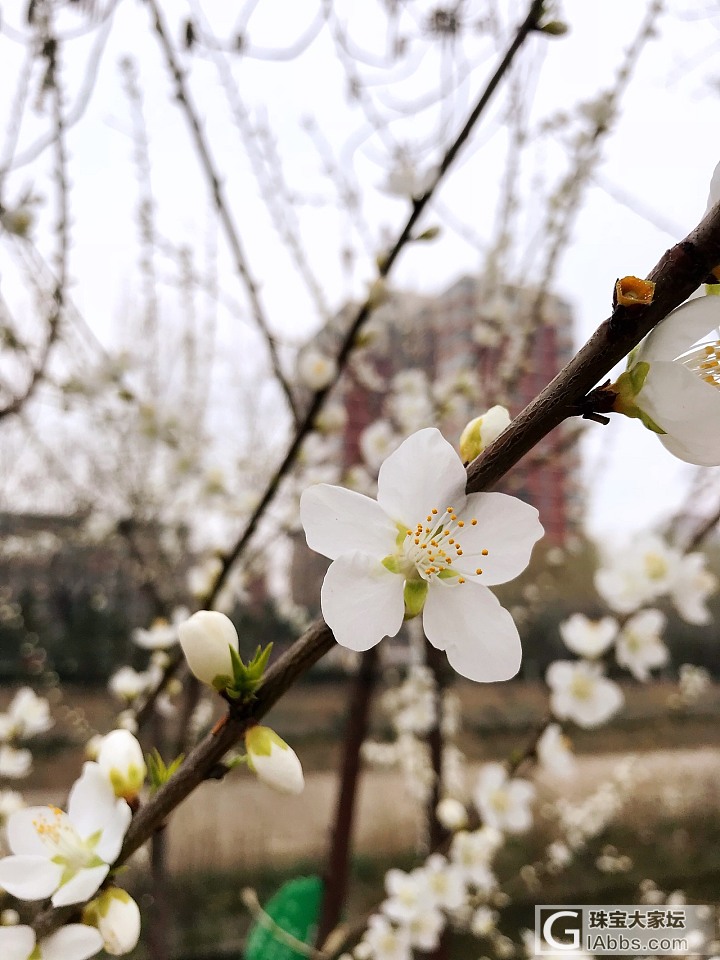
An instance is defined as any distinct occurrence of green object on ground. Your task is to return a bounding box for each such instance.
[244,875,323,960]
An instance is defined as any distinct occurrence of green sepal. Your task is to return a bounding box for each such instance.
[382,555,402,574]
[395,523,409,547]
[225,643,274,702]
[146,748,185,793]
[610,365,666,435]
[706,283,720,297]
[403,579,428,620]
[437,568,460,580]
[246,725,288,758]
[629,360,650,394]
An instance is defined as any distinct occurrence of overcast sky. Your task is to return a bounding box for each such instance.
[1,0,718,540]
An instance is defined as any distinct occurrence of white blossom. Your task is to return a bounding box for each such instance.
[616,609,668,681]
[382,868,431,924]
[108,666,150,703]
[301,428,543,682]
[621,295,720,465]
[132,607,188,650]
[0,924,103,960]
[595,535,678,614]
[297,347,337,390]
[0,762,131,907]
[355,914,412,960]
[449,827,502,889]
[359,420,401,472]
[416,854,466,911]
[671,553,716,625]
[0,689,53,741]
[559,614,618,659]
[473,763,535,834]
[546,660,623,728]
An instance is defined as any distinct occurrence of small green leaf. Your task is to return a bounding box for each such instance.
[146,749,185,793]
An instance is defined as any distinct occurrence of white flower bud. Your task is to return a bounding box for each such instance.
[245,726,304,795]
[85,888,141,956]
[436,797,468,831]
[178,611,239,689]
[459,405,511,463]
[98,730,147,801]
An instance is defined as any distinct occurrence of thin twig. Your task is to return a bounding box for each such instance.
[144,0,299,421]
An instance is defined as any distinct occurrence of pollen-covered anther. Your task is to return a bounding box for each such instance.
[481,548,489,556]
[471,519,477,526]
[476,568,483,575]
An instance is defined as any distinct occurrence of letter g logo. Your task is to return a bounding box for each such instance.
[543,910,581,950]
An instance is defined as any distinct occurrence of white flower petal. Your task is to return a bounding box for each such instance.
[638,295,720,364]
[65,765,131,864]
[300,484,396,560]
[51,865,109,907]
[40,925,104,960]
[0,925,36,960]
[0,855,63,900]
[7,807,67,856]
[377,428,467,526]
[423,582,521,682]
[68,763,122,840]
[321,553,405,651]
[453,492,543,585]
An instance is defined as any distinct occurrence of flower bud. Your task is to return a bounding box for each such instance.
[436,797,468,832]
[84,888,141,956]
[178,611,239,689]
[459,405,510,463]
[98,730,146,801]
[245,726,304,795]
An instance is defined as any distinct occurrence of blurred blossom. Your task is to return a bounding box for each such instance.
[559,614,618,659]
[615,609,668,681]
[546,660,623,728]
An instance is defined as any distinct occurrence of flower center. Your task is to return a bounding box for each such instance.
[32,807,102,872]
[399,505,487,584]
[570,674,594,700]
[682,341,720,389]
[644,552,667,580]
[490,789,510,813]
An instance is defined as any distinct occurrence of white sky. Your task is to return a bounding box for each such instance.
[1,0,718,539]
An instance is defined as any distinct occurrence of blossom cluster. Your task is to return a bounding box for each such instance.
[353,826,504,960]
[0,729,145,959]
